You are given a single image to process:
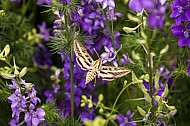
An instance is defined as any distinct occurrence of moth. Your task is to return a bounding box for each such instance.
[74,40,131,84]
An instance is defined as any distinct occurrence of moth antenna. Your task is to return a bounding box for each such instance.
[116,44,122,53]
[93,48,100,58]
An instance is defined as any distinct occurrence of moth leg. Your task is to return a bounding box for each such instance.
[93,77,96,86]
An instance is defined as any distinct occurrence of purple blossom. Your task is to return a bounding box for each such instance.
[8,90,27,110]
[120,54,129,66]
[129,0,154,13]
[37,0,52,5]
[143,80,165,97]
[147,1,168,29]
[129,0,168,29]
[80,110,96,121]
[61,0,70,4]
[34,44,53,66]
[9,119,17,126]
[25,104,45,126]
[171,23,190,48]
[106,8,123,21]
[38,22,50,41]
[44,90,54,102]
[100,46,118,67]
[116,110,137,126]
[9,0,21,3]
[8,79,45,125]
[170,0,190,25]
[101,29,120,48]
[96,0,115,9]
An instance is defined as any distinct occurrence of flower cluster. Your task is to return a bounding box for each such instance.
[116,110,137,126]
[51,0,124,121]
[170,0,190,48]
[34,22,52,66]
[8,79,45,126]
[129,0,168,29]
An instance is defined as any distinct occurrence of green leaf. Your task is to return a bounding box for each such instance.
[19,67,27,78]
[0,89,11,102]
[98,94,104,102]
[140,84,152,103]
[132,71,142,84]
[160,45,169,55]
[137,106,146,117]
[154,70,160,94]
[162,84,168,97]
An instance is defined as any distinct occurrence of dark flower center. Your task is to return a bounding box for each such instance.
[109,52,115,58]
[177,6,185,14]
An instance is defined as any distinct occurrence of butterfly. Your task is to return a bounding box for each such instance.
[74,40,131,84]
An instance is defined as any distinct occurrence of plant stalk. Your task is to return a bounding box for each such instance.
[105,82,133,126]
[64,12,74,124]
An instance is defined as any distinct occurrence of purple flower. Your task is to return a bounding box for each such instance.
[34,44,53,66]
[170,0,190,25]
[116,110,137,126]
[80,111,96,121]
[129,0,154,13]
[44,90,54,102]
[28,88,41,105]
[101,29,120,48]
[9,119,17,126]
[120,54,129,66]
[8,79,45,125]
[38,22,50,41]
[106,8,123,21]
[147,1,168,29]
[8,90,27,109]
[171,23,190,48]
[96,0,115,9]
[8,79,19,90]
[129,0,168,29]
[9,0,21,3]
[25,104,45,126]
[37,0,52,5]
[100,46,118,67]
[61,0,70,4]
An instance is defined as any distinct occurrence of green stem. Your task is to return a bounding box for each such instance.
[105,82,133,126]
[18,0,31,27]
[147,45,154,106]
[64,12,74,124]
[96,4,116,49]
[143,29,157,106]
[69,47,74,124]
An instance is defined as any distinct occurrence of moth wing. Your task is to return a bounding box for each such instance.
[76,57,92,70]
[74,40,94,67]
[85,70,97,84]
[98,66,131,81]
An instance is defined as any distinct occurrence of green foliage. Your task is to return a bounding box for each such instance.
[0,88,11,102]
[0,8,36,66]
[42,102,82,126]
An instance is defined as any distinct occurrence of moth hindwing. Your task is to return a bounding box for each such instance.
[73,40,131,84]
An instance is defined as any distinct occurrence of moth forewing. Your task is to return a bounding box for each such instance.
[74,40,93,64]
[76,57,91,70]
